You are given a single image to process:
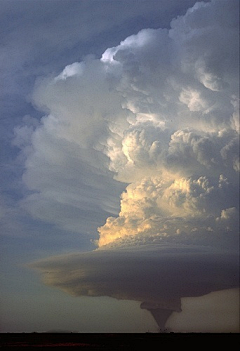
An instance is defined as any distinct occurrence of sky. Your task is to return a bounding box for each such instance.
[0,0,239,333]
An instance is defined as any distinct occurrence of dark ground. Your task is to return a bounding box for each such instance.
[0,333,238,349]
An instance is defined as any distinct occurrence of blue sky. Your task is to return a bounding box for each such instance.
[0,0,239,333]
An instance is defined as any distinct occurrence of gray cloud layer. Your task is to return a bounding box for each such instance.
[31,243,239,306]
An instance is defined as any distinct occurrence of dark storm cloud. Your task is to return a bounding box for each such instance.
[31,243,239,303]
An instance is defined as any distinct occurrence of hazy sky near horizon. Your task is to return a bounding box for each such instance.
[0,0,239,333]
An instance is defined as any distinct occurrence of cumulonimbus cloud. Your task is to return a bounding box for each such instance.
[22,0,239,332]
[14,0,239,275]
[14,0,239,249]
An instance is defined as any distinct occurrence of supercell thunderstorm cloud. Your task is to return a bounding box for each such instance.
[14,0,239,332]
[19,0,239,247]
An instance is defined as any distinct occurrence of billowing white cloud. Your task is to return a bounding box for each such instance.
[97,174,238,247]
[96,0,239,247]
[14,0,238,249]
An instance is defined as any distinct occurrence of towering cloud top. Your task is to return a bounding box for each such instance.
[15,0,239,249]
